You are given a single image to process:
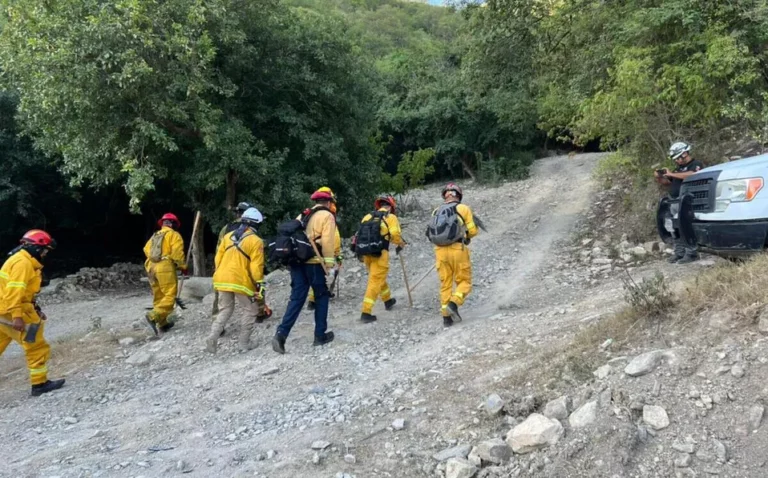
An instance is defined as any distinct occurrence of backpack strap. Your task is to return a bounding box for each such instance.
[372,210,391,241]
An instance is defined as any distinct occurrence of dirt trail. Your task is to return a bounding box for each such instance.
[0,153,631,478]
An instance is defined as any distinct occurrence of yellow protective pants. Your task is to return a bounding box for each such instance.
[147,260,177,327]
[362,251,391,314]
[435,244,472,317]
[0,314,50,385]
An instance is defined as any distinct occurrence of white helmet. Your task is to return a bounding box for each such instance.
[668,141,691,160]
[241,207,263,226]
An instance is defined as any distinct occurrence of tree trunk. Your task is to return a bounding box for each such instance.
[226,169,238,210]
[192,215,206,276]
[461,155,477,181]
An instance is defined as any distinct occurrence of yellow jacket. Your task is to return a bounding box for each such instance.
[361,208,405,248]
[213,227,265,297]
[143,226,187,271]
[0,249,43,322]
[334,228,342,262]
[300,206,337,267]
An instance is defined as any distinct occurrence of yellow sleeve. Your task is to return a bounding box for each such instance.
[385,214,404,246]
[214,233,228,271]
[319,212,336,266]
[168,230,187,270]
[143,236,152,260]
[334,229,341,258]
[248,236,265,284]
[457,204,478,239]
[5,261,34,320]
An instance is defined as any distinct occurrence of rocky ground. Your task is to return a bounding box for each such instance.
[1,152,765,478]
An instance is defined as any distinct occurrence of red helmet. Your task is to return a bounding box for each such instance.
[374,194,396,210]
[158,213,180,228]
[442,182,463,201]
[310,189,334,202]
[21,229,56,249]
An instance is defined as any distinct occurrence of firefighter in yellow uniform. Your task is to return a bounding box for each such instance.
[358,194,405,323]
[429,183,478,327]
[143,213,187,335]
[0,230,65,396]
[308,228,341,310]
[206,208,266,354]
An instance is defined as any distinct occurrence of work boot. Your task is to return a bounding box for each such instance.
[447,301,463,323]
[676,255,698,265]
[313,331,335,346]
[272,334,287,354]
[443,316,454,328]
[384,298,397,311]
[31,378,65,397]
[667,255,683,264]
[159,322,175,333]
[205,336,218,354]
[144,313,159,336]
[307,301,316,311]
[360,313,377,324]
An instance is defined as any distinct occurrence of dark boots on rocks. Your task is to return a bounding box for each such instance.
[384,298,397,311]
[272,334,287,354]
[360,313,377,323]
[313,332,335,346]
[443,316,454,327]
[307,301,316,311]
[447,301,462,323]
[31,379,65,397]
[159,322,175,333]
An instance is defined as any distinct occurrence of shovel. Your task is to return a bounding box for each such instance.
[175,210,203,310]
[0,319,39,343]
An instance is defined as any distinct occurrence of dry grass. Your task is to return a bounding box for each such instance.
[679,253,768,321]
[507,254,768,395]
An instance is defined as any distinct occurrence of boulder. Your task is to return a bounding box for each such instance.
[625,350,677,377]
[445,458,477,478]
[542,396,570,421]
[179,277,213,301]
[433,445,472,462]
[569,401,598,428]
[643,405,670,430]
[484,394,505,416]
[506,414,564,454]
[475,438,511,465]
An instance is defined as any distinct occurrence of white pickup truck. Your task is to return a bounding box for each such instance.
[657,153,767,257]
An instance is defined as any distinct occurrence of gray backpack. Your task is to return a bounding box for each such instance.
[426,203,466,246]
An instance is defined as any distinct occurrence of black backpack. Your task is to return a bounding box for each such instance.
[267,208,326,266]
[355,211,390,257]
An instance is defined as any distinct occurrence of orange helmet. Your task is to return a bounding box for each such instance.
[158,212,180,228]
[311,186,336,203]
[374,194,396,210]
[442,182,463,201]
[21,229,56,249]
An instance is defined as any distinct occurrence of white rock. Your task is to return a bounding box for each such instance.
[593,365,612,380]
[484,394,505,416]
[118,337,136,346]
[432,444,472,462]
[311,452,321,465]
[749,404,764,430]
[475,438,511,464]
[643,405,670,430]
[126,351,153,366]
[344,454,356,464]
[445,457,478,478]
[543,396,569,421]
[625,350,676,377]
[311,440,331,450]
[506,414,564,454]
[63,417,78,425]
[392,418,406,431]
[261,366,280,376]
[731,363,745,378]
[569,401,598,428]
[674,454,692,467]
[630,246,647,257]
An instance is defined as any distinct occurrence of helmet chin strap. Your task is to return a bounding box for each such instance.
[22,244,46,262]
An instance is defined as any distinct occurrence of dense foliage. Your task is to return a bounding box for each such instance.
[4,0,766,260]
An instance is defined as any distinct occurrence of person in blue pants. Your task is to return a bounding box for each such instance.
[272,188,338,354]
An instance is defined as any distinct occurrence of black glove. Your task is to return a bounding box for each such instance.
[463,237,471,245]
[396,246,403,255]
